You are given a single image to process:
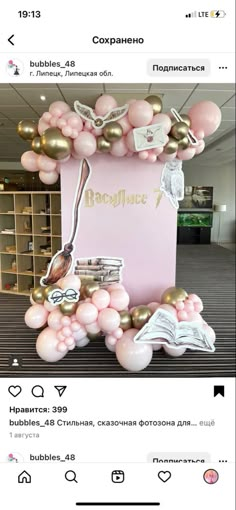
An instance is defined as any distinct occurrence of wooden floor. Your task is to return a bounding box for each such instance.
[0,245,235,377]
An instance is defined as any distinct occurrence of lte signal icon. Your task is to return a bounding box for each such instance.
[185,11,197,18]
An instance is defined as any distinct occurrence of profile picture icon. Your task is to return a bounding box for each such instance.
[7,59,24,77]
[203,469,219,484]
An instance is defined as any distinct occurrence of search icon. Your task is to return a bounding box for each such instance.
[65,470,78,483]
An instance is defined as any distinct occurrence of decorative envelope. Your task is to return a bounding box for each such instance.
[133,123,165,151]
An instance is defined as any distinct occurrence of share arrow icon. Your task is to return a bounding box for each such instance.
[54,386,67,397]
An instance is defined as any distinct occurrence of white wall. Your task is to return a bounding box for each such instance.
[183,161,235,243]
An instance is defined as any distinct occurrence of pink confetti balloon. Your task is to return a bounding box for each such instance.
[116,328,153,371]
[128,100,153,127]
[60,274,81,291]
[39,170,58,185]
[48,309,64,331]
[25,304,48,329]
[36,327,68,362]
[110,137,128,157]
[21,151,39,172]
[98,308,120,333]
[95,95,118,116]
[91,289,110,310]
[49,101,71,118]
[109,289,130,311]
[151,113,171,134]
[188,101,221,136]
[37,155,57,173]
[76,303,98,325]
[73,132,96,157]
[163,345,186,357]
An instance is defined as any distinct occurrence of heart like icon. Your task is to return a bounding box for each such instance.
[8,385,22,397]
[158,471,171,483]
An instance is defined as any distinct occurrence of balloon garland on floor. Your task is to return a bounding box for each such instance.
[25,276,215,371]
[17,94,222,184]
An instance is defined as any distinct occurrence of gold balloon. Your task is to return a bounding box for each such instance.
[32,286,45,304]
[59,301,78,316]
[43,285,61,301]
[131,305,152,330]
[164,137,178,154]
[103,122,123,142]
[41,128,72,160]
[17,120,38,141]
[145,95,163,114]
[31,136,42,154]
[161,287,188,305]
[171,122,189,140]
[119,310,132,331]
[80,281,100,299]
[180,114,191,127]
[97,135,111,152]
[87,332,102,340]
[178,136,189,150]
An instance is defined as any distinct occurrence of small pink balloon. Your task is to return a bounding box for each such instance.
[147,153,157,163]
[105,336,116,352]
[194,302,204,313]
[195,140,205,155]
[57,342,68,353]
[44,300,57,312]
[138,150,149,160]
[71,321,81,332]
[188,101,221,136]
[110,137,128,157]
[73,327,87,341]
[128,100,153,127]
[84,121,93,131]
[38,119,50,135]
[118,115,132,135]
[66,113,83,131]
[177,147,196,160]
[175,301,185,311]
[116,328,153,371]
[164,345,186,357]
[75,336,90,348]
[71,129,79,139]
[62,125,73,137]
[48,309,64,330]
[109,289,130,311]
[21,151,39,172]
[57,118,67,129]
[36,327,68,362]
[91,289,110,310]
[95,95,117,116]
[159,304,177,317]
[57,331,65,342]
[194,129,205,140]
[158,152,177,162]
[152,341,163,351]
[65,336,75,347]
[50,116,59,128]
[39,170,58,185]
[186,311,203,323]
[98,308,120,333]
[25,304,48,329]
[76,303,98,325]
[106,334,117,346]
[61,316,71,327]
[42,112,52,122]
[148,302,160,313]
[73,132,96,157]
[112,327,123,339]
[177,310,188,321]
[92,127,103,136]
[62,326,72,338]
[49,101,71,118]
[126,130,136,152]
[86,321,101,334]
[184,300,194,313]
[60,274,81,291]
[151,113,171,134]
[37,154,57,173]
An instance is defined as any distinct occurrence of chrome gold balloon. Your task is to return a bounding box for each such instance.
[164,137,178,154]
[103,122,123,142]
[161,287,188,305]
[131,305,152,330]
[178,136,189,150]
[180,114,191,127]
[145,95,163,114]
[119,310,132,331]
[171,122,189,140]
[40,128,72,160]
[59,301,78,316]
[97,135,111,152]
[31,286,45,304]
[31,136,42,154]
[80,281,100,299]
[17,120,38,141]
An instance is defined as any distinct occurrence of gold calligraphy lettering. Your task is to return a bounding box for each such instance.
[154,188,163,208]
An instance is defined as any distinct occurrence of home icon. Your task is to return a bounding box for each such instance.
[18,471,31,483]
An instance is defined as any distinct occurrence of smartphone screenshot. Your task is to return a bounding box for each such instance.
[0,1,235,509]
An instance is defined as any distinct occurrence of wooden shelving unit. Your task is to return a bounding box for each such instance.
[0,192,61,295]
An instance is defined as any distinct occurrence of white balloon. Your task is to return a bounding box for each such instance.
[116,328,153,371]
[75,336,90,348]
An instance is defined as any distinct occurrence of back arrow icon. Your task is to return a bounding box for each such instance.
[8,35,15,46]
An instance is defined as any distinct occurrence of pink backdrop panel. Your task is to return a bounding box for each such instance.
[61,155,177,305]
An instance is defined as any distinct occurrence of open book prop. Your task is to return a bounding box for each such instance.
[134,309,215,353]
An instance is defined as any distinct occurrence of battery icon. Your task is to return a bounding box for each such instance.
[210,10,226,17]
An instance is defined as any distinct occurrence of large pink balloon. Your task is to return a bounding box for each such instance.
[48,309,64,331]
[128,100,153,127]
[25,304,48,329]
[21,151,39,172]
[91,289,110,310]
[76,303,98,325]
[151,113,171,134]
[97,308,120,333]
[37,154,57,172]
[177,147,196,160]
[60,274,81,291]
[36,327,68,362]
[39,170,58,185]
[95,95,118,116]
[49,101,71,118]
[116,328,153,371]
[109,289,130,311]
[110,137,128,157]
[73,132,96,157]
[188,101,221,137]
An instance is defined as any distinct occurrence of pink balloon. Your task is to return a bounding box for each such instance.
[194,129,205,140]
[73,132,96,157]
[113,327,123,339]
[106,334,117,346]
[25,304,48,329]
[60,274,81,291]
[98,308,120,333]
[62,126,73,137]
[36,327,68,362]
[48,309,64,331]
[152,342,163,351]
[110,137,128,157]
[153,146,164,156]
[44,300,57,312]
[84,121,93,131]
[91,289,110,310]
[116,328,153,371]
[128,100,153,127]
[177,147,196,160]
[86,321,101,334]
[107,283,125,292]
[95,95,117,116]
[50,116,59,128]
[175,301,185,311]
[203,323,216,344]
[73,326,87,341]
[148,302,160,313]
[38,119,50,135]
[64,112,83,131]
[127,99,136,105]
[57,342,68,353]
[71,321,82,332]
[195,140,205,155]
[57,118,67,129]
[186,311,203,323]
[152,113,171,134]
[92,127,103,136]
[39,170,58,185]
[147,153,157,163]
[49,101,71,118]
[163,345,186,357]
[126,130,136,152]
[158,152,177,162]
[118,115,132,134]
[76,303,98,325]
[42,112,52,123]
[75,336,90,348]
[62,326,72,338]
[109,289,130,311]
[21,151,39,172]
[138,151,149,160]
[159,304,178,317]
[61,316,71,327]
[105,336,116,352]
[37,155,57,172]
[188,101,221,136]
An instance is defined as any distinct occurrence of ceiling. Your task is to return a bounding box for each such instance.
[0,83,235,165]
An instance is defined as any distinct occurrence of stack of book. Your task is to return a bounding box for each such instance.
[75,257,123,287]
